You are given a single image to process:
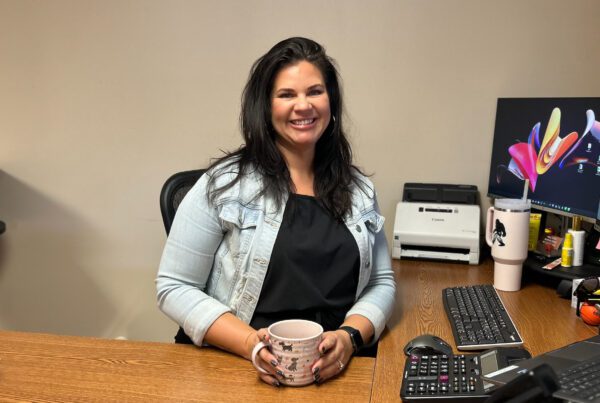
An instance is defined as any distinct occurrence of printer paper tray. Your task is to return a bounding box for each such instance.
[400,244,477,264]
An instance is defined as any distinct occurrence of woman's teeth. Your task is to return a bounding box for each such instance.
[291,118,315,125]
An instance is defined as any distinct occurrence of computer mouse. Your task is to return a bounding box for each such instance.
[404,334,453,356]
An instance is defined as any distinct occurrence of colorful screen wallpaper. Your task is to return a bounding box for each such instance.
[487,98,600,219]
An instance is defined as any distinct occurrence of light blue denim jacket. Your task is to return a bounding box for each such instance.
[156,165,396,346]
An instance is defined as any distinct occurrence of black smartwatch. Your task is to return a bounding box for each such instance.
[339,326,364,354]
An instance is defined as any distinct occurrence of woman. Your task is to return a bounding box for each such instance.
[156,37,395,387]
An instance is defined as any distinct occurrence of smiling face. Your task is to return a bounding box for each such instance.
[271,60,331,158]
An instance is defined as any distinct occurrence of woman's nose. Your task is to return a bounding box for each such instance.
[293,96,312,111]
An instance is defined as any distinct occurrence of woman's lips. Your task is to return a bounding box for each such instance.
[289,118,317,129]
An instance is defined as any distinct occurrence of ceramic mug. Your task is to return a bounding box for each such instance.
[485,198,531,291]
[251,319,323,386]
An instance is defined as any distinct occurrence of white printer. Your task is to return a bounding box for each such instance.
[391,183,481,265]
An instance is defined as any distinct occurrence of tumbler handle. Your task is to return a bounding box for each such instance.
[485,206,495,247]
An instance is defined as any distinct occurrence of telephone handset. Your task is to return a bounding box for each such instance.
[479,347,532,376]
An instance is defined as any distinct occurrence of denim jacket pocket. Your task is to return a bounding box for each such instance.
[218,202,261,230]
[363,210,384,238]
[359,210,384,273]
[218,202,261,261]
[214,202,261,301]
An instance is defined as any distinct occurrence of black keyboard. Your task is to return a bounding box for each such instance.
[400,353,490,402]
[442,285,523,350]
[555,356,600,402]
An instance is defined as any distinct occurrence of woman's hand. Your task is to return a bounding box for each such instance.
[310,329,354,384]
[251,328,286,387]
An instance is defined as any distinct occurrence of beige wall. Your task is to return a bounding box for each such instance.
[1,0,599,341]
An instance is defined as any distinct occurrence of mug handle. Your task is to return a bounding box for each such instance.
[251,341,271,375]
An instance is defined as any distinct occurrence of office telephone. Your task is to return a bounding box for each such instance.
[400,347,531,402]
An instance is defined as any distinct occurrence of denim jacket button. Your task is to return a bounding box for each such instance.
[356,225,362,233]
[366,260,371,268]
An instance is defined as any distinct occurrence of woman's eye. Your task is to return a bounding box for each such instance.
[308,89,324,96]
[277,92,294,99]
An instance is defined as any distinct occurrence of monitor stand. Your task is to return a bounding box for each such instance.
[522,222,600,297]
[523,253,600,298]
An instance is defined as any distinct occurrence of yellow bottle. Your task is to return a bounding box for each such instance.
[561,232,574,267]
[528,213,542,251]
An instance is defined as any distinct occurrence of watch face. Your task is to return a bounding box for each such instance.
[341,326,363,351]
[352,330,364,348]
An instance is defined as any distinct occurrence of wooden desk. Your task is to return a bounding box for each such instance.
[0,330,375,402]
[371,259,598,402]
[2,259,597,402]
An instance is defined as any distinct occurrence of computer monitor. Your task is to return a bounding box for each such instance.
[595,200,600,232]
[487,97,600,221]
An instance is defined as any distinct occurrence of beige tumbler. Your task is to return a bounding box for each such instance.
[485,199,531,291]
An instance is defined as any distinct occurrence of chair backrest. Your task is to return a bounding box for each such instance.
[159,169,206,345]
[159,169,206,234]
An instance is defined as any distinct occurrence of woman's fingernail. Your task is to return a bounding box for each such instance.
[276,370,284,377]
[312,367,320,375]
[270,359,278,366]
[273,380,280,387]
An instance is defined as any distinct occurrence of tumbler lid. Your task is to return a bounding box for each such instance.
[494,198,531,212]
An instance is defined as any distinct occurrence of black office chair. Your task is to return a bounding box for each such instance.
[160,168,206,344]
[160,169,206,235]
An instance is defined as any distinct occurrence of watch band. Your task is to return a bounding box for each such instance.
[339,326,364,354]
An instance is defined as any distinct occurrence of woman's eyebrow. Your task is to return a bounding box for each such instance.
[274,87,294,93]
[272,83,325,97]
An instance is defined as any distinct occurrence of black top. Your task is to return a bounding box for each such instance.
[250,194,360,332]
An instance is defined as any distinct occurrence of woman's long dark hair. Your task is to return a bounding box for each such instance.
[206,37,368,221]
